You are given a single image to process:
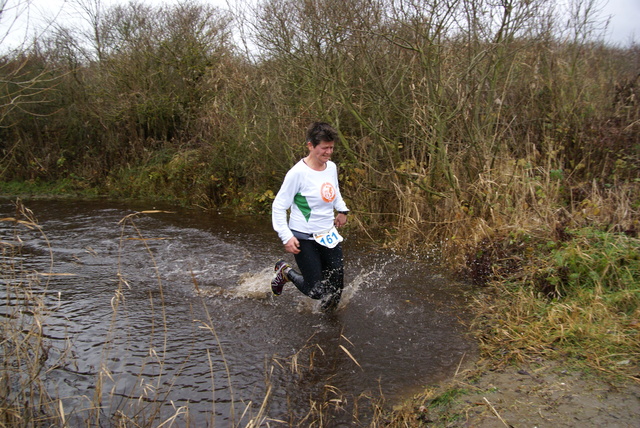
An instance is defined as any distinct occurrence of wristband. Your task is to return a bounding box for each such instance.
[337,211,349,215]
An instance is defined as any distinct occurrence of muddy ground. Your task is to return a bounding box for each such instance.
[412,359,640,427]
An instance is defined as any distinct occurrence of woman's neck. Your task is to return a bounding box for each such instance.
[304,156,326,171]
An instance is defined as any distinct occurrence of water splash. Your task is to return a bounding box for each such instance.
[232,267,273,299]
[229,265,372,314]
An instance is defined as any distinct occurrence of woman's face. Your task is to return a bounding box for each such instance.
[307,140,334,164]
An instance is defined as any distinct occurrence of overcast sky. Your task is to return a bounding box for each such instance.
[601,0,639,45]
[1,0,638,49]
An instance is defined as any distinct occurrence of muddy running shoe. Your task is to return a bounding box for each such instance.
[271,260,291,296]
[320,290,341,312]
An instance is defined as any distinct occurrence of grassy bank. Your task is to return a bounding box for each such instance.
[384,223,640,426]
[475,227,639,371]
[0,179,101,199]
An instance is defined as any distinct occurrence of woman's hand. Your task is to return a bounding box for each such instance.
[334,213,348,228]
[284,236,301,254]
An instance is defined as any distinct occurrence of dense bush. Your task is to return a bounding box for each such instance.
[0,0,638,262]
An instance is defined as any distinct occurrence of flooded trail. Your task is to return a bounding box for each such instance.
[0,199,476,426]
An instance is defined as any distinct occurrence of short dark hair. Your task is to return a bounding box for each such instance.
[306,122,338,147]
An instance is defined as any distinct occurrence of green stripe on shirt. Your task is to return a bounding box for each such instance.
[294,193,312,221]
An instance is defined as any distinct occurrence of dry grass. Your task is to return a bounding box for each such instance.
[0,200,272,427]
[378,177,640,427]
[257,331,398,427]
[0,201,68,426]
[373,146,640,424]
[469,226,640,377]
[435,172,640,377]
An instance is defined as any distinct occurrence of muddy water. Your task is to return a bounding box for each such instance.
[0,199,476,426]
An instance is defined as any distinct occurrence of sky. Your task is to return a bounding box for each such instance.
[599,0,639,45]
[1,0,638,50]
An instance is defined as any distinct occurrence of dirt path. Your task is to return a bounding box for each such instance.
[416,360,640,427]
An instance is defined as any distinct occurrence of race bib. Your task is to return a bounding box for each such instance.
[313,226,343,248]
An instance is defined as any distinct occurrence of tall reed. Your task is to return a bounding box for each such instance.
[0,201,275,426]
[0,201,67,426]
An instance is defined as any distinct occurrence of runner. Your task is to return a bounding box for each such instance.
[271,122,349,311]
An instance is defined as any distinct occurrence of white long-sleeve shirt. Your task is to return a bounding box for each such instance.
[272,159,349,244]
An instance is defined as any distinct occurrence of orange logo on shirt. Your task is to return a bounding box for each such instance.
[320,182,336,202]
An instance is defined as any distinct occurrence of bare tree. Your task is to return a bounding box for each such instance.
[1,0,62,128]
[1,0,32,51]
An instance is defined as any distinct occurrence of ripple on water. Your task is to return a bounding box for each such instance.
[0,199,477,426]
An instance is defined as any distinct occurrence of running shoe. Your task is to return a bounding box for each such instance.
[320,290,341,312]
[271,260,291,296]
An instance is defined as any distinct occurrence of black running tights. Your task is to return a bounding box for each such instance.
[288,240,344,300]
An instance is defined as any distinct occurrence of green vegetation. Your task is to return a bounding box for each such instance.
[474,227,640,373]
[389,225,640,426]
[0,178,100,197]
[1,0,639,425]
